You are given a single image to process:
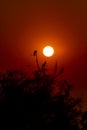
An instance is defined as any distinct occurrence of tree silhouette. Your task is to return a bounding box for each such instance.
[0,51,87,129]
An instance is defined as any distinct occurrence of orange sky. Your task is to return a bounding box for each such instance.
[0,0,87,109]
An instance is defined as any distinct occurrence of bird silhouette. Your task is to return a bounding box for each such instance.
[33,50,37,56]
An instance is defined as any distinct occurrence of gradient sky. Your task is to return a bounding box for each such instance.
[0,0,87,109]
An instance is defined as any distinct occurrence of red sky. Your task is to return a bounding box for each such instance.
[0,0,87,109]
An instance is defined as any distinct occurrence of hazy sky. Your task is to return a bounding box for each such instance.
[0,0,87,109]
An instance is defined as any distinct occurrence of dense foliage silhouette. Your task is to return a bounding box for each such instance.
[0,51,87,129]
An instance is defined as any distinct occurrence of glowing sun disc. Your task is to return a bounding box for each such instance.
[43,46,54,57]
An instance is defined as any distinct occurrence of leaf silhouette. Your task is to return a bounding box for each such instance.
[42,61,46,68]
[59,67,64,74]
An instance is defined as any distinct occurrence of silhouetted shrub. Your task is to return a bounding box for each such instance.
[0,51,86,129]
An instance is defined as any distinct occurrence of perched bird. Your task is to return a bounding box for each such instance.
[33,50,37,56]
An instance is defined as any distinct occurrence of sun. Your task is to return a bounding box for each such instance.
[43,46,54,57]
